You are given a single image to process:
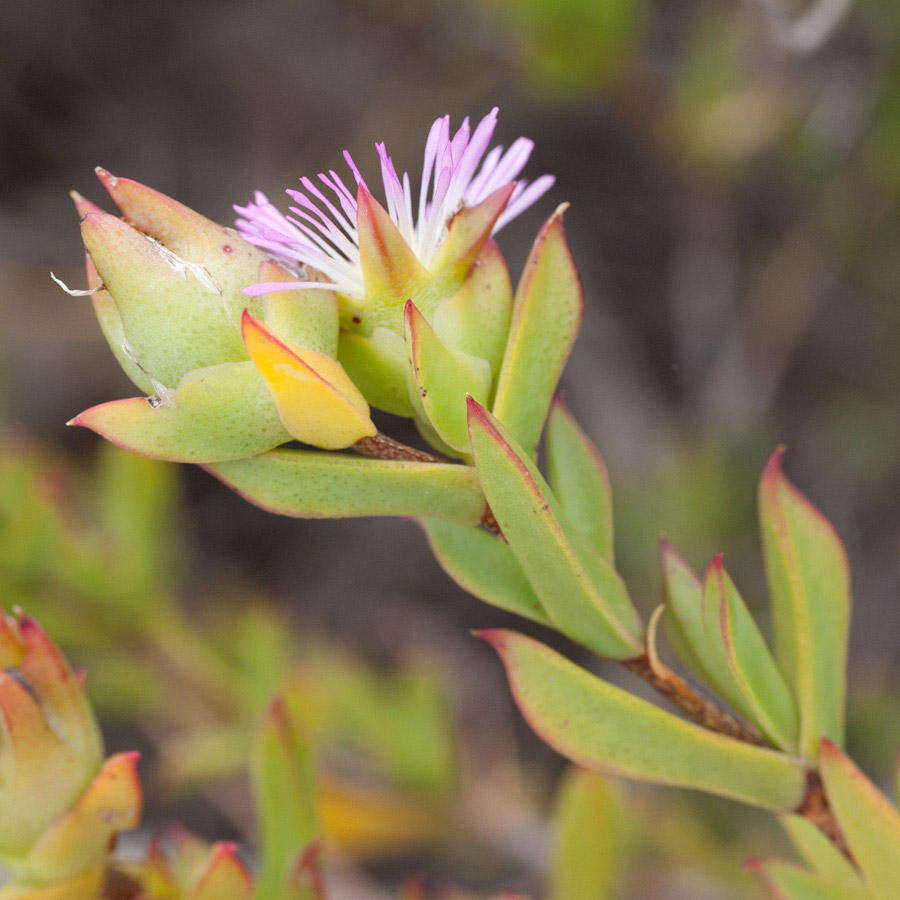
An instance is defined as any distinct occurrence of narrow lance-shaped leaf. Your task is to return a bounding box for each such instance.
[205,448,486,526]
[242,311,376,450]
[478,629,807,811]
[818,737,900,898]
[758,449,851,759]
[420,519,548,626]
[467,398,641,659]
[492,204,582,455]
[550,768,629,900]
[404,300,491,453]
[745,858,863,900]
[779,815,863,893]
[704,556,799,752]
[69,361,289,463]
[188,843,254,900]
[545,398,614,564]
[252,698,317,900]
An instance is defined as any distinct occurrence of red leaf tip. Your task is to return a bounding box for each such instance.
[472,628,509,652]
[818,736,839,756]
[762,445,787,483]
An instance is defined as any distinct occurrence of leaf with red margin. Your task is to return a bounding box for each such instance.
[188,842,254,900]
[467,398,641,659]
[420,519,548,626]
[95,167,266,325]
[242,310,375,449]
[205,448,486,526]
[818,737,900,897]
[492,204,582,455]
[545,399,614,564]
[758,449,850,760]
[404,300,491,453]
[69,361,290,463]
[476,629,807,810]
[744,857,864,899]
[80,209,248,387]
[703,556,799,751]
[779,814,862,892]
[14,752,142,885]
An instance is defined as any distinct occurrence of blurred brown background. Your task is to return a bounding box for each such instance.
[0,0,898,894]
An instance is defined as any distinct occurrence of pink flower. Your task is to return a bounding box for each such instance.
[236,108,554,300]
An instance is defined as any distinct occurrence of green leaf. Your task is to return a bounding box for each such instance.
[703,556,799,751]
[492,205,582,455]
[478,629,807,811]
[81,209,249,387]
[550,768,630,900]
[818,738,900,898]
[69,361,289,463]
[252,697,317,900]
[432,238,513,382]
[467,399,641,659]
[746,858,864,899]
[337,328,415,417]
[779,815,863,892]
[545,399,614,564]
[206,449,486,525]
[420,518,548,625]
[404,300,491,453]
[758,449,851,760]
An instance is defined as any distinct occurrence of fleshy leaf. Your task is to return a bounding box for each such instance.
[337,328,415,417]
[432,239,513,382]
[703,556,799,751]
[356,185,429,330]
[252,698,316,900]
[69,361,289,463]
[745,858,864,900]
[467,399,641,659]
[259,260,338,358]
[758,449,851,760]
[188,843,254,900]
[9,752,142,885]
[404,300,491,452]
[429,184,515,286]
[0,866,104,899]
[545,399,614,564]
[550,768,628,900]
[95,167,266,325]
[80,209,249,387]
[205,448,486,525]
[478,629,807,810]
[818,737,900,898]
[492,205,582,454]
[242,311,375,449]
[81,251,155,394]
[420,519,548,625]
[779,815,863,892]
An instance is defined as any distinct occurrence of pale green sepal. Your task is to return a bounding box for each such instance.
[492,205,582,454]
[420,519,548,625]
[479,630,807,811]
[550,768,629,900]
[545,400,614,564]
[818,738,900,899]
[779,815,863,892]
[81,210,249,387]
[69,362,289,463]
[758,449,851,760]
[467,398,641,659]
[405,301,491,453]
[206,449,486,525]
[704,557,799,751]
[260,261,338,358]
[432,239,513,382]
[338,328,415,417]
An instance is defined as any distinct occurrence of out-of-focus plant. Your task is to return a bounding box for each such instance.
[57,106,899,895]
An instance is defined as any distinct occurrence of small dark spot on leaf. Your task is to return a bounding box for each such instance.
[352,315,361,324]
[222,244,233,253]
